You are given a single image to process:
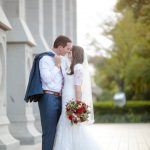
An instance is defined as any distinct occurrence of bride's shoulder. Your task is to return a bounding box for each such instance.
[74,63,84,70]
[74,64,83,69]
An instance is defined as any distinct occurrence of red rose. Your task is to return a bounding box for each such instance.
[76,107,84,113]
[73,117,78,124]
[74,120,78,124]
[66,108,70,111]
[68,115,73,120]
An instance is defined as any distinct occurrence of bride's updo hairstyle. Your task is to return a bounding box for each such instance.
[69,45,84,75]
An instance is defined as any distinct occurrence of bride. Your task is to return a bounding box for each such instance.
[53,45,101,150]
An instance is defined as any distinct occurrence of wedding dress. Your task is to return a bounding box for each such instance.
[53,64,101,150]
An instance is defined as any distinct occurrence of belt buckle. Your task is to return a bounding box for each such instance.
[54,92,57,96]
[54,92,60,96]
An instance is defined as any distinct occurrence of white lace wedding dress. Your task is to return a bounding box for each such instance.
[53,64,101,150]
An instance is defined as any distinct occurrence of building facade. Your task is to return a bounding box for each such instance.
[0,0,77,149]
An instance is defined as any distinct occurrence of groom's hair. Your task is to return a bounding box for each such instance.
[53,35,72,48]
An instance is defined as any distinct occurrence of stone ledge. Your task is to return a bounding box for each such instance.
[20,143,41,150]
[0,5,12,31]
[6,18,36,47]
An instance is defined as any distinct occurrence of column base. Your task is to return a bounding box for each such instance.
[0,117,20,150]
[0,142,19,150]
[33,103,42,133]
[9,122,41,145]
[34,119,42,133]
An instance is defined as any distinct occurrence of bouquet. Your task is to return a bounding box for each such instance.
[66,100,90,125]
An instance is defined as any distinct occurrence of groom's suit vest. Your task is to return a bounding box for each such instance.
[24,51,54,102]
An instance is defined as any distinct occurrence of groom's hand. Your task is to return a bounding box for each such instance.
[54,55,61,68]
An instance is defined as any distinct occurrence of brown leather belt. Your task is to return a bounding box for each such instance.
[43,90,62,96]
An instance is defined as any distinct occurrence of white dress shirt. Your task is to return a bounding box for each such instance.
[39,51,67,93]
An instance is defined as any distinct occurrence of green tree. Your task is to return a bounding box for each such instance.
[90,1,150,100]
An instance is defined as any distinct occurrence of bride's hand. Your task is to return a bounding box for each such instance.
[75,99,81,102]
[75,85,82,102]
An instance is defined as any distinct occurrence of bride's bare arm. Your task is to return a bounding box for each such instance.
[75,85,82,101]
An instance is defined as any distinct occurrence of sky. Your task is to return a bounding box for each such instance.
[77,0,118,56]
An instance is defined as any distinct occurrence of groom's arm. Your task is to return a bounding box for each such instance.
[39,56,61,84]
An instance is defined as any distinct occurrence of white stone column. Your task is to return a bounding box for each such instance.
[55,0,66,36]
[0,4,20,150]
[3,0,41,145]
[43,0,56,48]
[25,0,50,133]
[26,0,49,54]
[65,0,73,39]
[65,0,77,43]
[72,0,77,44]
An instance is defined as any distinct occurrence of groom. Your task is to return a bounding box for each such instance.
[24,35,72,150]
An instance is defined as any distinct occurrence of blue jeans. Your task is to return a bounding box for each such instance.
[38,94,62,150]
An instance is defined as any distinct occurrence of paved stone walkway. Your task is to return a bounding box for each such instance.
[20,123,150,150]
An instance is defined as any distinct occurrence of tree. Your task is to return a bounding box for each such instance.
[90,1,150,100]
